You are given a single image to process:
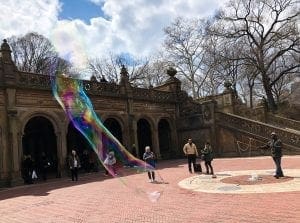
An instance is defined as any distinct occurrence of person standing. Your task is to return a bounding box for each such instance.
[201,142,216,177]
[103,151,117,176]
[143,146,156,182]
[259,132,284,179]
[183,138,199,173]
[69,150,81,181]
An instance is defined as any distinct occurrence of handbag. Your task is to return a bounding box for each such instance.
[32,170,38,179]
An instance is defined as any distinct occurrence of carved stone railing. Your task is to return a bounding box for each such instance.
[82,80,122,96]
[267,113,300,132]
[131,88,175,102]
[17,71,52,89]
[216,112,300,149]
[234,105,266,122]
[15,71,177,102]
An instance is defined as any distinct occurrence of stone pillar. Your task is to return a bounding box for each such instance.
[59,123,68,177]
[132,119,139,157]
[6,89,23,186]
[152,127,160,158]
[1,39,17,86]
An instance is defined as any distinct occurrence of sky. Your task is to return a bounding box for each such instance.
[0,0,224,69]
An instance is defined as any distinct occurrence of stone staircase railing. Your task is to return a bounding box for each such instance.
[216,112,300,151]
[266,113,300,132]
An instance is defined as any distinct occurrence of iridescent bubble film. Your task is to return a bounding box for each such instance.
[52,74,165,202]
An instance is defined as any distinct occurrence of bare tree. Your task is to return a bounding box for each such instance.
[8,32,59,75]
[88,53,150,84]
[88,53,170,88]
[163,17,209,98]
[210,0,300,112]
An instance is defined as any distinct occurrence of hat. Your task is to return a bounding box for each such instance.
[271,132,276,135]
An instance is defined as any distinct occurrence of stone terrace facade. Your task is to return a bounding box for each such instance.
[0,40,216,187]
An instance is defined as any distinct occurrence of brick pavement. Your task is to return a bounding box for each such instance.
[0,155,300,223]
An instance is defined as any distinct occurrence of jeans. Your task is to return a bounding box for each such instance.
[187,154,196,172]
[71,167,78,181]
[272,156,284,177]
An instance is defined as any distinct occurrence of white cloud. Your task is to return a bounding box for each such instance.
[0,0,61,38]
[0,0,223,68]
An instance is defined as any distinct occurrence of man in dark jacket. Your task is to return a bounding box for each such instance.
[259,132,284,179]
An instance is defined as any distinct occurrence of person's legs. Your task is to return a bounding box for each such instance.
[74,167,78,181]
[187,155,192,173]
[274,157,284,177]
[71,169,75,181]
[205,161,209,174]
[208,161,214,175]
[191,154,197,172]
[151,171,155,181]
[148,171,152,180]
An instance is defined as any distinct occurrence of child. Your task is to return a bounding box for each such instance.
[104,151,117,176]
[201,142,216,178]
[143,146,156,182]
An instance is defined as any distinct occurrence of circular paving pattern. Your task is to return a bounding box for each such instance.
[178,169,300,194]
[221,175,293,185]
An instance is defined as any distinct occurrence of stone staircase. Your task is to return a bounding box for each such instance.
[216,112,300,156]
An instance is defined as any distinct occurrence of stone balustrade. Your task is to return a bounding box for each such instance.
[16,71,176,102]
[267,114,300,132]
[217,112,300,149]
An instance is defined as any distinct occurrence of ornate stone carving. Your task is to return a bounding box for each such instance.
[217,112,300,148]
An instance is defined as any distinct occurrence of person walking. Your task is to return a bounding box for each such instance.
[201,142,216,178]
[259,132,284,179]
[183,138,200,173]
[69,150,81,181]
[103,151,117,176]
[143,146,156,182]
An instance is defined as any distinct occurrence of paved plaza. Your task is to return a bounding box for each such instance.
[0,156,300,223]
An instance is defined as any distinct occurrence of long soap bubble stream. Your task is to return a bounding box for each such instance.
[52,74,165,202]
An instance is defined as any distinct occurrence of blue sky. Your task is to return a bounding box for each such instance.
[0,0,223,68]
[59,0,105,23]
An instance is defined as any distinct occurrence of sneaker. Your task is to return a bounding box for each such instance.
[148,180,152,183]
[212,175,217,178]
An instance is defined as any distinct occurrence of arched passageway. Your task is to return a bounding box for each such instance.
[67,122,98,172]
[137,119,152,159]
[22,116,58,179]
[158,119,172,158]
[103,118,123,143]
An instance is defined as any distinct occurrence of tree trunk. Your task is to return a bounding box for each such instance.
[249,86,253,108]
[262,76,277,112]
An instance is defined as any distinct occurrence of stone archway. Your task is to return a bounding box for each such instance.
[22,116,58,177]
[103,118,123,143]
[66,122,98,173]
[137,118,152,159]
[158,119,172,158]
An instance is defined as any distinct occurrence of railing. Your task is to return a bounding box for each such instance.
[267,113,300,132]
[216,112,300,149]
[15,71,176,102]
[132,88,175,102]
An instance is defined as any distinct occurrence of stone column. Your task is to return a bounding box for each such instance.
[132,119,139,157]
[6,89,23,186]
[152,127,160,158]
[59,123,68,177]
